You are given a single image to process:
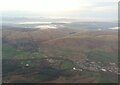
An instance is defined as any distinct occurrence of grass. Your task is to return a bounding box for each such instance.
[2,44,45,74]
[35,67,60,82]
[3,44,45,60]
[79,70,118,83]
[14,52,44,59]
[80,70,100,77]
[2,44,19,59]
[60,60,75,70]
[87,50,118,64]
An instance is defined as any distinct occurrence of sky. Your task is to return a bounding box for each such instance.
[1,0,119,21]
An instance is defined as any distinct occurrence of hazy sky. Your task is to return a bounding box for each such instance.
[1,0,119,21]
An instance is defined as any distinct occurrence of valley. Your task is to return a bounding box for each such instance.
[2,19,118,83]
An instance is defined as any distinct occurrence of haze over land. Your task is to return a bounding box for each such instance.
[2,17,118,83]
[1,0,119,83]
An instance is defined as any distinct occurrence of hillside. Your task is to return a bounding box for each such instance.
[2,25,118,83]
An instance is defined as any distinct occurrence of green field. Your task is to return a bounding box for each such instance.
[87,50,118,64]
